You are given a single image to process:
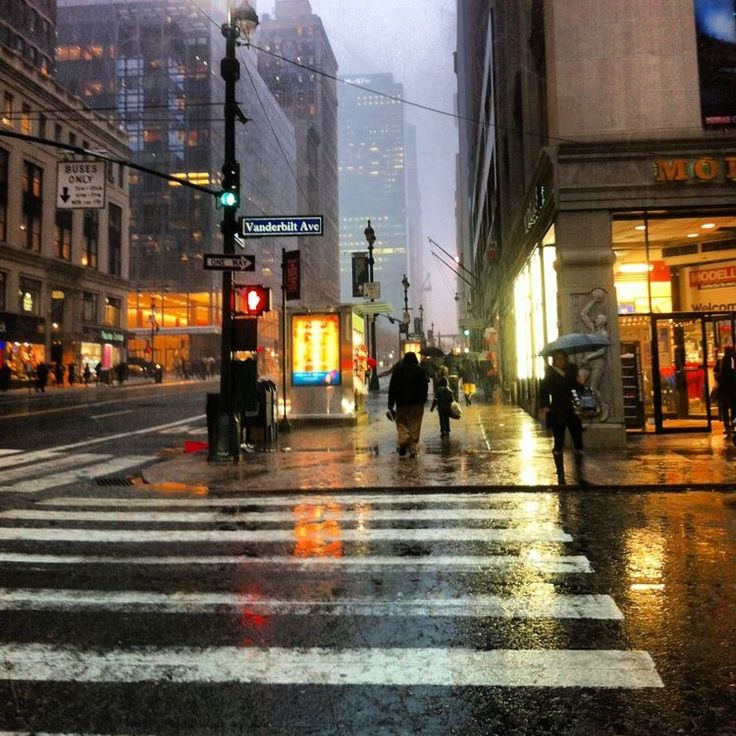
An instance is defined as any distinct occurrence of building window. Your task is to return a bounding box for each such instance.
[38,113,46,139]
[22,161,43,251]
[0,147,7,241]
[83,210,98,268]
[82,291,98,322]
[54,209,72,260]
[50,289,65,327]
[0,270,5,310]
[20,103,31,135]
[2,92,12,127]
[108,203,121,276]
[104,296,121,327]
[54,123,62,142]
[18,277,41,315]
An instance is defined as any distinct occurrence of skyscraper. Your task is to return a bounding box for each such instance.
[56,0,298,366]
[338,73,409,324]
[257,0,340,306]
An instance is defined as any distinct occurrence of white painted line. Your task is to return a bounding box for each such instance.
[0,449,22,457]
[0,453,107,483]
[90,410,134,419]
[40,492,553,508]
[0,644,664,687]
[0,508,558,523]
[0,553,593,573]
[0,589,622,619]
[0,733,148,736]
[0,526,572,543]
[0,448,62,469]
[7,456,152,494]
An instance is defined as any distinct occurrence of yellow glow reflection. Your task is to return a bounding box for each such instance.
[291,502,343,558]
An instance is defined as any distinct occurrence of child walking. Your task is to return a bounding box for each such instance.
[430,376,455,437]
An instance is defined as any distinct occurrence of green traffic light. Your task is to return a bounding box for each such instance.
[220,191,238,207]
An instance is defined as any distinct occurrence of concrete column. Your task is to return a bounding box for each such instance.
[555,210,626,447]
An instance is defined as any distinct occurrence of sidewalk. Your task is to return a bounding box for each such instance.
[144,388,736,492]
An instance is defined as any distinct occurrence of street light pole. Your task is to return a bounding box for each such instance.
[401,274,410,333]
[364,219,380,392]
[149,298,156,365]
[212,0,259,462]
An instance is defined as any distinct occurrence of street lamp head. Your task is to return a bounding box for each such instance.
[364,220,376,247]
[402,274,410,290]
[233,2,259,42]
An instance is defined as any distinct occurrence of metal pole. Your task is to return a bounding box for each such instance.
[213,12,241,461]
[364,220,380,392]
[280,247,290,432]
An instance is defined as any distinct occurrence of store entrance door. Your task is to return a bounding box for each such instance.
[651,314,711,433]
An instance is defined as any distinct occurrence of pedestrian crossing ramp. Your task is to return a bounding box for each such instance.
[0,490,663,732]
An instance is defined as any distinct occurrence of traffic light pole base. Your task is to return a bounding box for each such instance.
[209,410,241,463]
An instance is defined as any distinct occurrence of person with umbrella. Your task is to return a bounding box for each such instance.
[539,348,589,486]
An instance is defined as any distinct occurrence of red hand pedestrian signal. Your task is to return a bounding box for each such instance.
[241,285,271,316]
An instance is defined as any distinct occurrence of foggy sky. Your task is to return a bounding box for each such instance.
[259,0,459,335]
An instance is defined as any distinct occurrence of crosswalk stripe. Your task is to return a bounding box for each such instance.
[0,588,622,619]
[0,449,22,457]
[0,644,664,687]
[0,525,573,543]
[0,448,61,468]
[0,552,593,572]
[39,492,555,507]
[0,453,105,483]
[6,456,153,493]
[0,507,559,523]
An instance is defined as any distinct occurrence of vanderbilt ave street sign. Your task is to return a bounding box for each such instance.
[239,215,323,238]
[203,254,255,271]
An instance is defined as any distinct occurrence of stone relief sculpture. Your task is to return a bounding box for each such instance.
[577,288,610,422]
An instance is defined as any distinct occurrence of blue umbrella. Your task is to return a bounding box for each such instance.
[540,332,610,357]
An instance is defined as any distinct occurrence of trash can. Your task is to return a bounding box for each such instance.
[243,379,278,444]
[206,391,241,461]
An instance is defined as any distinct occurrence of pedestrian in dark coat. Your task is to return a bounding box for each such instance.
[539,349,588,485]
[83,362,91,386]
[0,362,10,391]
[54,362,65,387]
[35,362,49,393]
[430,376,455,437]
[387,351,429,457]
[717,345,736,434]
[67,363,76,386]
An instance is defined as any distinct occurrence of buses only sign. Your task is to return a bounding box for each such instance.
[56,161,106,209]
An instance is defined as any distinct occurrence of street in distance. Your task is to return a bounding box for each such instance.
[239,215,323,238]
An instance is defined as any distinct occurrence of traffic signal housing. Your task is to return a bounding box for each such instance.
[240,285,271,317]
[219,162,240,208]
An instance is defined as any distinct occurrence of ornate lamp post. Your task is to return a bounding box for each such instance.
[364,219,380,392]
[401,274,410,334]
[212,0,259,461]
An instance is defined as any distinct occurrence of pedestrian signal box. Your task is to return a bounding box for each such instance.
[239,285,271,316]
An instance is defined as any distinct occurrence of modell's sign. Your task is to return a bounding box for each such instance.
[655,157,736,183]
[689,265,736,290]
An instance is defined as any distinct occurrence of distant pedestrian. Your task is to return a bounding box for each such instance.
[35,362,49,393]
[95,361,102,385]
[430,376,455,438]
[717,345,736,435]
[67,363,76,386]
[83,362,91,386]
[54,362,65,387]
[387,351,429,458]
[460,358,478,406]
[539,349,588,486]
[0,362,10,391]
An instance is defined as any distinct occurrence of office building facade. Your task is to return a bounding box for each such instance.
[56,0,297,370]
[457,0,736,443]
[257,0,340,307]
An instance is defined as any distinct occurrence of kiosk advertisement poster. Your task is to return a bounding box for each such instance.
[291,313,341,386]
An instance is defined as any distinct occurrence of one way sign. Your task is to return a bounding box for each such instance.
[203,253,255,271]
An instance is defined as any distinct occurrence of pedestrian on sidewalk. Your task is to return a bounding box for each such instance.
[716,345,736,435]
[0,362,10,391]
[54,362,65,387]
[539,349,588,486]
[35,362,49,393]
[83,362,91,386]
[67,363,76,387]
[430,375,454,437]
[387,351,429,458]
[461,358,478,406]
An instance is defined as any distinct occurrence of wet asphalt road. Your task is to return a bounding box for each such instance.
[0,487,733,735]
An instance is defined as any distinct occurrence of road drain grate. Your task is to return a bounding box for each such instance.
[95,476,145,487]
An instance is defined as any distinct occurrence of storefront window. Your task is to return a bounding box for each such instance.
[612,213,736,314]
[82,291,98,322]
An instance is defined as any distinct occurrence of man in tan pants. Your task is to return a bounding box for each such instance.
[387,351,429,457]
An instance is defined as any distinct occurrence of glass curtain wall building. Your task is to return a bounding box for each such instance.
[56,0,297,370]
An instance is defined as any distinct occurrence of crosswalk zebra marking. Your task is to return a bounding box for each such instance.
[0,644,664,688]
[0,525,573,543]
[0,453,108,485]
[0,448,63,470]
[0,449,22,457]
[38,492,557,507]
[0,507,560,523]
[6,456,154,493]
[0,588,622,619]
[0,552,593,573]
